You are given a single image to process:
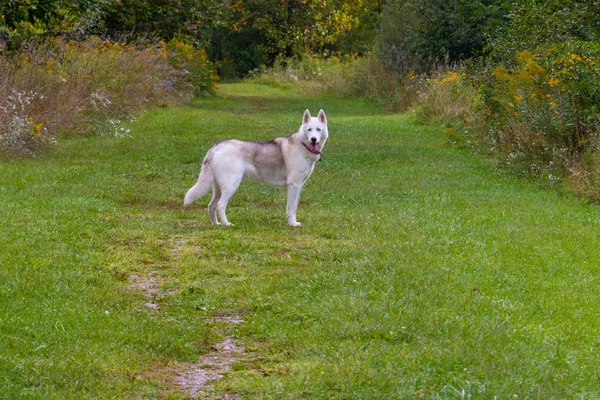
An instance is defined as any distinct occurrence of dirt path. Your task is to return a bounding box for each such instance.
[175,335,245,398]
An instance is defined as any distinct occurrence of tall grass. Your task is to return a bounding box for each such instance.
[250,54,474,115]
[249,54,423,112]
[249,54,359,93]
[0,37,217,155]
[414,71,481,124]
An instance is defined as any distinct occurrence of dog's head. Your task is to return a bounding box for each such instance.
[300,109,328,155]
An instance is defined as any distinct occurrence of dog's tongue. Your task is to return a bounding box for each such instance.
[309,143,319,153]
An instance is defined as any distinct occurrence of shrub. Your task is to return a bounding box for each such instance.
[483,43,600,173]
[0,89,55,153]
[415,69,483,128]
[0,37,217,155]
[486,1,600,66]
[347,55,423,112]
[166,39,218,95]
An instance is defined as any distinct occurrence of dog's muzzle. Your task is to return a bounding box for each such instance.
[302,142,321,155]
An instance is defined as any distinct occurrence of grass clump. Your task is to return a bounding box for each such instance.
[415,70,482,126]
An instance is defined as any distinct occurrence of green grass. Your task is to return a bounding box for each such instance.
[2,82,600,399]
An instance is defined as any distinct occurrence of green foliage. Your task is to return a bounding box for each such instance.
[470,1,600,195]
[489,44,600,146]
[0,0,107,44]
[475,42,600,193]
[376,0,510,73]
[486,0,600,65]
[1,0,380,76]
[101,0,222,41]
[208,24,271,78]
[209,0,379,76]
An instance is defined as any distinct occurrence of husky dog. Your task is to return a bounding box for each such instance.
[184,109,328,226]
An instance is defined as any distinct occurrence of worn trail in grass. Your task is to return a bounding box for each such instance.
[1,83,600,398]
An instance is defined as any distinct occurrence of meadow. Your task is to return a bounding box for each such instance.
[2,83,600,398]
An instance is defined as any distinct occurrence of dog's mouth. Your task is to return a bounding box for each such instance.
[303,142,321,155]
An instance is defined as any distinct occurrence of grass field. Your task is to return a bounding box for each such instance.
[2,83,600,399]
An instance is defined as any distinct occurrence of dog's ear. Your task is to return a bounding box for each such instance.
[317,109,327,125]
[303,109,311,124]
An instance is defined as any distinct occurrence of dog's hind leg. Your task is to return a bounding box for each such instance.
[215,176,242,227]
[208,185,221,225]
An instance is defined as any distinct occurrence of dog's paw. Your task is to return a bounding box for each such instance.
[221,222,234,227]
[289,221,302,227]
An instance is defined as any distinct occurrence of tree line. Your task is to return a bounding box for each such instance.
[2,0,598,76]
[0,0,379,76]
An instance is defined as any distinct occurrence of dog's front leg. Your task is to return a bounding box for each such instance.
[286,183,303,226]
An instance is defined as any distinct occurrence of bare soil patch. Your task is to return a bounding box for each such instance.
[128,273,162,311]
[174,336,245,398]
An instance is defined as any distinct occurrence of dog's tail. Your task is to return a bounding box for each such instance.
[183,164,213,206]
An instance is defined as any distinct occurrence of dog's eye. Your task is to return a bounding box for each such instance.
[317,128,322,132]
[307,128,312,132]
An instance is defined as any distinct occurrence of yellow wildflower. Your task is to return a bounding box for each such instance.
[493,66,510,81]
[439,71,460,84]
[31,123,44,137]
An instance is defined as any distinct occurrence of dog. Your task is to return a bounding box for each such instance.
[184,109,328,226]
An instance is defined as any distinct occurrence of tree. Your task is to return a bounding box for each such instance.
[0,0,108,40]
[486,0,600,65]
[0,0,381,75]
[210,0,379,75]
[101,0,222,41]
[376,0,510,73]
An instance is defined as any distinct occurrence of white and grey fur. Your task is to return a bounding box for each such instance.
[184,109,328,226]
